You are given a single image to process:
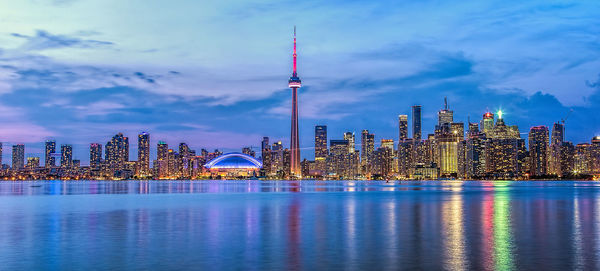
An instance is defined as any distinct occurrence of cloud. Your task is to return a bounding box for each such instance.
[0,103,54,143]
[586,74,600,89]
[10,30,113,51]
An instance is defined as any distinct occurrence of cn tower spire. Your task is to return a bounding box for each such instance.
[288,26,302,178]
[293,25,297,76]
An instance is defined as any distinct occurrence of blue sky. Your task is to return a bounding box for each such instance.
[0,0,599,164]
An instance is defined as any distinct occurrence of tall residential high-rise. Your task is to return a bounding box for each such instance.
[0,142,2,167]
[343,132,355,153]
[261,137,271,174]
[361,130,375,169]
[60,144,73,168]
[138,132,150,175]
[398,115,408,141]
[551,122,564,145]
[549,122,566,176]
[288,26,302,177]
[90,143,102,168]
[12,144,24,169]
[466,128,486,179]
[412,105,422,141]
[45,140,56,168]
[438,97,454,126]
[106,133,129,170]
[157,141,169,161]
[315,126,328,159]
[529,126,549,176]
[271,141,284,173]
[157,141,169,177]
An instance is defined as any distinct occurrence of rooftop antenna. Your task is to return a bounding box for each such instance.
[444,97,448,110]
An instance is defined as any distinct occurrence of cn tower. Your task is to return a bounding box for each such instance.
[288,26,301,177]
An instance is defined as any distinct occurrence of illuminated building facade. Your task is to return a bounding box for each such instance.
[90,143,102,169]
[12,144,24,170]
[412,105,422,140]
[344,132,355,154]
[481,112,494,135]
[45,140,56,168]
[397,139,414,178]
[529,126,549,176]
[466,130,486,179]
[438,97,454,126]
[138,132,150,176]
[483,114,527,178]
[373,146,394,179]
[328,139,349,178]
[261,137,271,175]
[156,141,169,178]
[593,136,600,174]
[398,115,408,140]
[26,157,40,169]
[314,125,328,176]
[242,147,255,157]
[106,133,129,171]
[361,130,375,175]
[575,143,593,174]
[60,144,73,168]
[271,141,284,175]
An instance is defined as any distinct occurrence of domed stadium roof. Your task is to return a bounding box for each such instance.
[205,153,262,169]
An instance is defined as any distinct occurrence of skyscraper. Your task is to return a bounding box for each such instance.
[261,137,271,174]
[0,142,2,167]
[438,97,454,126]
[288,26,302,177]
[90,143,102,168]
[12,144,24,170]
[45,140,56,168]
[106,133,129,170]
[157,141,169,177]
[315,126,328,159]
[529,126,549,176]
[483,113,526,179]
[138,132,150,176]
[326,139,359,179]
[361,130,375,174]
[398,115,408,141]
[412,105,422,141]
[549,122,565,176]
[343,132,355,153]
[60,144,73,168]
[551,122,564,145]
[481,112,495,136]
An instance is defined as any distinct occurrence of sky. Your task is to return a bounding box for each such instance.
[0,0,599,164]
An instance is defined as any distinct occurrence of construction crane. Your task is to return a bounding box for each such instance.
[559,109,574,141]
[561,109,573,125]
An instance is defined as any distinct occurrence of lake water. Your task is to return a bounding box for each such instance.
[0,180,599,270]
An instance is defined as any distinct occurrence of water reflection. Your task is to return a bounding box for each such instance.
[442,193,467,270]
[0,181,600,270]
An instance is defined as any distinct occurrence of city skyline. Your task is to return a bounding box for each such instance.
[1,101,598,167]
[0,1,599,164]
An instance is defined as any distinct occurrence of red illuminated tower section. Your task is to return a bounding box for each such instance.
[288,26,302,177]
